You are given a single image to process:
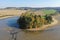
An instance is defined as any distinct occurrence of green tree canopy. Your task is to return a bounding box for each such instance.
[17,12,53,29]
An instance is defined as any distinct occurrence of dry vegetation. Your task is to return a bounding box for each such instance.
[0,9,56,17]
[0,9,45,17]
[0,9,26,16]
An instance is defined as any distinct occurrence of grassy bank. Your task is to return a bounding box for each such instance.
[0,15,13,19]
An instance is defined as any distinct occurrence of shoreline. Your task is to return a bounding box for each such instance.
[0,16,14,19]
[0,16,58,31]
[26,18,58,31]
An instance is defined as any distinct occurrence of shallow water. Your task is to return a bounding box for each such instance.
[0,16,60,40]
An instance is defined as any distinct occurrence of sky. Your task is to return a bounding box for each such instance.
[0,0,60,8]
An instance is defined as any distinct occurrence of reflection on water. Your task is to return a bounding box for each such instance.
[0,16,60,40]
[6,16,19,28]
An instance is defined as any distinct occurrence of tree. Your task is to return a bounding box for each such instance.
[17,12,53,29]
[44,15,53,24]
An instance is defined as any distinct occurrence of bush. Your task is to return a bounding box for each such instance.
[17,13,53,29]
[44,15,53,24]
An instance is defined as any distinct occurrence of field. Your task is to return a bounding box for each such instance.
[0,9,57,17]
[0,9,26,16]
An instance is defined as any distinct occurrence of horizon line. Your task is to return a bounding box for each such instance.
[0,6,60,8]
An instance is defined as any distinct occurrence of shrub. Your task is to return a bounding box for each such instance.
[17,13,53,29]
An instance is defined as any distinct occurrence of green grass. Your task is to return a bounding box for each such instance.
[42,9,57,15]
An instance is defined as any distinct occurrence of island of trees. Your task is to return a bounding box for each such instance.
[17,9,57,31]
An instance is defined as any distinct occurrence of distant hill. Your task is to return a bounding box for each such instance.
[0,7,60,12]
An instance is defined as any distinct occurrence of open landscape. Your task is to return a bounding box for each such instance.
[0,7,60,40]
[0,0,60,40]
